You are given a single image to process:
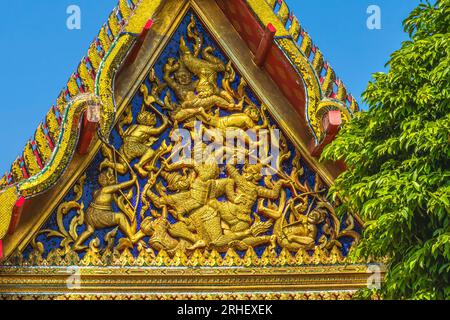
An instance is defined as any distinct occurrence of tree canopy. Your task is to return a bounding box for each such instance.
[322,0,450,299]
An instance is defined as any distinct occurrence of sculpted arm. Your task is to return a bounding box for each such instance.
[163,59,182,92]
[146,114,170,135]
[103,173,137,194]
[253,106,270,130]
[163,160,194,172]
[257,180,285,200]
[202,47,225,72]
[225,164,240,180]
[145,188,165,208]
[214,178,235,199]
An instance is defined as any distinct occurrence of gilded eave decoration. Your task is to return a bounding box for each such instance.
[0,0,164,239]
[244,0,359,143]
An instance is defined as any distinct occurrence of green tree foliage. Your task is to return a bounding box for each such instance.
[322,0,450,299]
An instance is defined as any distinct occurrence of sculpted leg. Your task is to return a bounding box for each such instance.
[114,213,136,242]
[100,145,131,175]
[135,149,157,176]
[73,224,95,251]
[287,235,316,250]
[130,230,147,244]
[211,230,251,248]
[172,107,203,123]
[100,159,128,175]
[168,221,199,244]
[242,235,272,247]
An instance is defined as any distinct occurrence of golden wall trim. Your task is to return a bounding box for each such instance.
[1,292,357,300]
[0,265,373,298]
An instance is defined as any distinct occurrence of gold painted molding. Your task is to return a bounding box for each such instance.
[0,264,374,299]
[1,292,358,301]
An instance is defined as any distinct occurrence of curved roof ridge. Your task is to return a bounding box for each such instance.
[0,0,140,189]
[265,0,359,112]
[0,0,360,189]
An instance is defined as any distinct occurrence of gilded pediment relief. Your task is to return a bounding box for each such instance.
[13,10,361,267]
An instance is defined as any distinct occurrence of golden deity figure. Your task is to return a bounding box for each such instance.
[144,159,231,249]
[195,104,269,132]
[258,191,327,250]
[163,15,243,123]
[208,163,287,249]
[101,100,169,177]
[73,169,138,251]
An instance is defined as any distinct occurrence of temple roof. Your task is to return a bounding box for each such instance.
[0,2,370,292]
[0,0,358,190]
[0,0,136,188]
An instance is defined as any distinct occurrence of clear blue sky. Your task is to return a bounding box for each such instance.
[0,0,420,174]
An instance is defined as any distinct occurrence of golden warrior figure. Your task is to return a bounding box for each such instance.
[276,203,326,250]
[139,214,189,256]
[144,160,227,250]
[144,156,281,251]
[73,169,138,251]
[258,192,326,250]
[208,163,287,248]
[195,105,270,132]
[163,15,243,123]
[101,100,169,177]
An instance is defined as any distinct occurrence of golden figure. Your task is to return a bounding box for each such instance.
[258,192,326,250]
[160,170,194,192]
[277,205,325,250]
[209,163,286,248]
[163,15,243,123]
[144,161,226,249]
[195,105,269,131]
[139,215,187,255]
[163,58,198,104]
[101,101,169,177]
[73,169,138,251]
[133,197,202,253]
